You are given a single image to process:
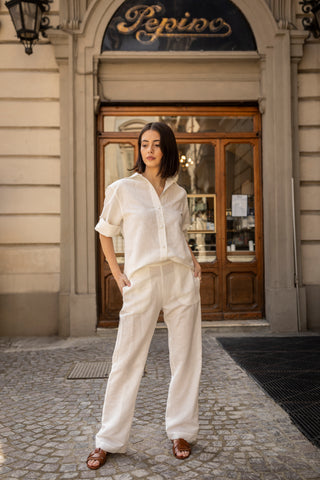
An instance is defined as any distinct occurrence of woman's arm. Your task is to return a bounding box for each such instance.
[186,240,202,279]
[99,234,131,293]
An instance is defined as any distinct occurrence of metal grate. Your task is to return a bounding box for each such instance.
[218,336,320,448]
[67,361,110,379]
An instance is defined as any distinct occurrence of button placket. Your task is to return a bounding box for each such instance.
[150,186,168,259]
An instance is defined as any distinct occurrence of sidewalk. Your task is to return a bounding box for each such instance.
[0,329,319,480]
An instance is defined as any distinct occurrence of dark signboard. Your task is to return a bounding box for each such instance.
[102,0,256,52]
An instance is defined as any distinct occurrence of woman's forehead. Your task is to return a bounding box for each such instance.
[141,130,160,142]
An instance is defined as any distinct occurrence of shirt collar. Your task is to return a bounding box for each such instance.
[131,172,177,192]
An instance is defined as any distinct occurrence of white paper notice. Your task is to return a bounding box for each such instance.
[232,195,248,217]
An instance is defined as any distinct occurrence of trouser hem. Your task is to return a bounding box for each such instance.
[167,432,198,443]
[95,441,127,454]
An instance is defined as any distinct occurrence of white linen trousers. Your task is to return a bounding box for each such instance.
[95,261,202,453]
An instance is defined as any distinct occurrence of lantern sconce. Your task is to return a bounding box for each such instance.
[300,0,320,38]
[5,0,54,55]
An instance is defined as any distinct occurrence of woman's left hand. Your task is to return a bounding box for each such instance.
[193,261,201,280]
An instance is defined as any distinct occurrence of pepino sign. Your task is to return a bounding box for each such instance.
[102,0,257,52]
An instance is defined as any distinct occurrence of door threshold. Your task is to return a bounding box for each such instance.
[97,320,270,334]
[156,319,270,333]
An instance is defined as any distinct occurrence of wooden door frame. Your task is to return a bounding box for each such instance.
[219,138,264,319]
[96,105,263,326]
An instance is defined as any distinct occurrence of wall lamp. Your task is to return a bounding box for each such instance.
[300,0,320,38]
[5,0,53,55]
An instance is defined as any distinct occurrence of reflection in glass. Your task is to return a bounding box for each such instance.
[177,143,215,194]
[188,196,216,232]
[103,116,254,133]
[177,143,216,262]
[226,143,255,262]
[186,232,216,263]
[104,143,134,186]
[187,195,216,262]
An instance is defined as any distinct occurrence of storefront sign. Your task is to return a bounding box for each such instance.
[102,0,256,52]
[117,5,232,45]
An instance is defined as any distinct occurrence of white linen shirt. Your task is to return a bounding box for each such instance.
[95,173,193,278]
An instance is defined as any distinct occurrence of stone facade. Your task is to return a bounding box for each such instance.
[0,0,319,335]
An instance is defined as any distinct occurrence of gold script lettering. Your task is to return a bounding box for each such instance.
[117,5,162,35]
[209,18,232,36]
[116,5,232,44]
[186,18,208,33]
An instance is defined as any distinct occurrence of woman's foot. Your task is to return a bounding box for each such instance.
[86,448,107,470]
[172,438,191,459]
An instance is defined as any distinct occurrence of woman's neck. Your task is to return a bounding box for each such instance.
[142,169,166,195]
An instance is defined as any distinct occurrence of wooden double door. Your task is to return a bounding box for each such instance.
[97,106,264,327]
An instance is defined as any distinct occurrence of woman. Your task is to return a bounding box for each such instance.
[87,122,202,470]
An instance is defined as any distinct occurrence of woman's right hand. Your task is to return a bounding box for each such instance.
[115,273,131,295]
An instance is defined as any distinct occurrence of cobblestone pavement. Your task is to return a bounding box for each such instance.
[0,329,319,480]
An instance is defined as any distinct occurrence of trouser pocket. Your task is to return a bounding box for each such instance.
[120,268,153,316]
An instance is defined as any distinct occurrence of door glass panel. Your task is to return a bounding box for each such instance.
[104,115,254,133]
[104,143,135,261]
[104,142,134,185]
[225,143,255,262]
[178,143,216,262]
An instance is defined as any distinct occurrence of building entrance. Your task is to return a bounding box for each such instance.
[97,106,264,327]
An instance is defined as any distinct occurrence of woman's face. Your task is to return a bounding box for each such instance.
[140,129,163,173]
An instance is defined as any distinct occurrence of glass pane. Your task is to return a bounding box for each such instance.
[186,232,216,263]
[177,143,215,194]
[188,196,215,232]
[177,143,216,262]
[226,143,255,262]
[22,3,37,31]
[104,143,135,261]
[10,4,23,32]
[194,116,253,133]
[104,116,160,132]
[104,142,134,186]
[103,115,254,133]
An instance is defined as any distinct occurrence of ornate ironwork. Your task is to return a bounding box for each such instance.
[299,0,320,38]
[5,0,53,55]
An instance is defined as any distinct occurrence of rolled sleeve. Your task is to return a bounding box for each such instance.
[95,185,122,237]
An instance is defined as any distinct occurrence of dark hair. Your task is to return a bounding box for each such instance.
[132,122,179,178]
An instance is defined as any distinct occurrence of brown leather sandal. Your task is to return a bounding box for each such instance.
[172,438,191,460]
[86,448,107,470]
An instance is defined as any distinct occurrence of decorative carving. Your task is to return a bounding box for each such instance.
[299,0,320,38]
[258,97,266,115]
[265,0,294,29]
[59,0,86,30]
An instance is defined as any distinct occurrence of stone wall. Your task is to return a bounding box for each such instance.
[294,0,320,328]
[0,1,61,335]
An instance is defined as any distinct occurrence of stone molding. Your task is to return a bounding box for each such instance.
[59,0,94,30]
